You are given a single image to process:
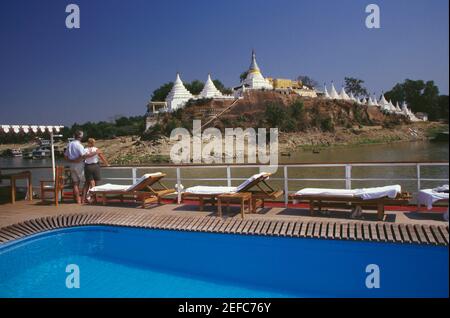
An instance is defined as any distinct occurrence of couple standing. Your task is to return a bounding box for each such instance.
[64,130,109,204]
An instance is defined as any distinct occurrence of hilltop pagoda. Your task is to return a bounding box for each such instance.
[199,74,223,98]
[165,73,194,111]
[241,50,273,90]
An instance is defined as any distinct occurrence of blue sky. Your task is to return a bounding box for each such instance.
[0,0,448,125]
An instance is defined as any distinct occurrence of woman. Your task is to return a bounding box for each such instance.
[82,138,109,203]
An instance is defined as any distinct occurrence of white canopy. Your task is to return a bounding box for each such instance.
[0,125,63,134]
[1,124,64,181]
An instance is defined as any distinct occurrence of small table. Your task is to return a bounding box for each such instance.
[217,192,252,219]
[0,171,33,204]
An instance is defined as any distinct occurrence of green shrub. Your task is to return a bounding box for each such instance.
[265,102,286,127]
[321,118,335,132]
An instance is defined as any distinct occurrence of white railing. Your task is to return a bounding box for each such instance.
[2,162,448,205]
[97,162,449,205]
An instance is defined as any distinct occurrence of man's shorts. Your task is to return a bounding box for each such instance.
[70,162,85,183]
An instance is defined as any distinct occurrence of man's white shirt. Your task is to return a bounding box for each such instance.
[65,140,86,161]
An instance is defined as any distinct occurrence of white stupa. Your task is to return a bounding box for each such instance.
[379,94,388,108]
[166,73,194,111]
[368,96,375,106]
[349,92,357,102]
[339,87,350,100]
[323,84,331,99]
[329,82,340,99]
[401,101,409,114]
[199,74,223,98]
[242,50,273,90]
[395,101,402,113]
[361,97,367,105]
[372,94,379,107]
[388,101,394,112]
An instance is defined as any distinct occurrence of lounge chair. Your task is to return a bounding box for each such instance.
[182,172,283,213]
[89,172,175,207]
[289,185,411,220]
[417,185,449,221]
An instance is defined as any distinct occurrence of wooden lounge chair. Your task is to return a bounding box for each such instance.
[417,186,449,221]
[89,172,175,207]
[182,172,283,213]
[289,185,411,221]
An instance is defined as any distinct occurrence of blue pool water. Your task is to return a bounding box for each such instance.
[0,226,448,298]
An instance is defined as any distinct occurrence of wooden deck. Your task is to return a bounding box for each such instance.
[0,201,448,246]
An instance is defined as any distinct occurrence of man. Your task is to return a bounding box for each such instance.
[64,130,96,204]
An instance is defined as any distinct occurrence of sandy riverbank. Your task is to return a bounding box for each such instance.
[0,122,447,165]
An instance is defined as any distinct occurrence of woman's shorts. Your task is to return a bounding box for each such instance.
[84,163,101,182]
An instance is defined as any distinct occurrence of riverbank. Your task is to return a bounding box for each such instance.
[0,122,447,165]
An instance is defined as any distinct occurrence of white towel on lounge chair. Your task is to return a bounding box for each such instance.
[184,172,270,195]
[294,185,402,200]
[184,186,237,195]
[90,172,164,193]
[354,185,401,200]
[89,184,130,192]
[418,188,449,210]
[235,172,270,192]
[294,188,356,198]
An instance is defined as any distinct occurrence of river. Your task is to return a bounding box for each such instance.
[1,141,448,195]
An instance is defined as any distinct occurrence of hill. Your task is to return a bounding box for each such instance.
[145,90,408,138]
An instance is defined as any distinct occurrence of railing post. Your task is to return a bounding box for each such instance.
[345,165,352,189]
[284,165,289,207]
[176,167,182,204]
[416,164,421,193]
[227,166,231,187]
[132,167,137,184]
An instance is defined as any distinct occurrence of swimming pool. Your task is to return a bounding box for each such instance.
[0,226,448,297]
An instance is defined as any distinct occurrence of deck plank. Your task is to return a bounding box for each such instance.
[430,226,446,245]
[0,201,447,246]
[406,224,420,244]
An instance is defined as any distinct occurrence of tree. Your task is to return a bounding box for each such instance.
[212,79,232,94]
[344,77,369,98]
[240,71,248,83]
[438,95,449,122]
[265,102,286,127]
[290,101,305,120]
[297,75,319,89]
[385,79,443,120]
[151,82,173,101]
[185,80,204,95]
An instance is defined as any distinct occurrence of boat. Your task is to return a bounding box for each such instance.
[32,147,51,159]
[7,148,23,157]
[22,151,34,159]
